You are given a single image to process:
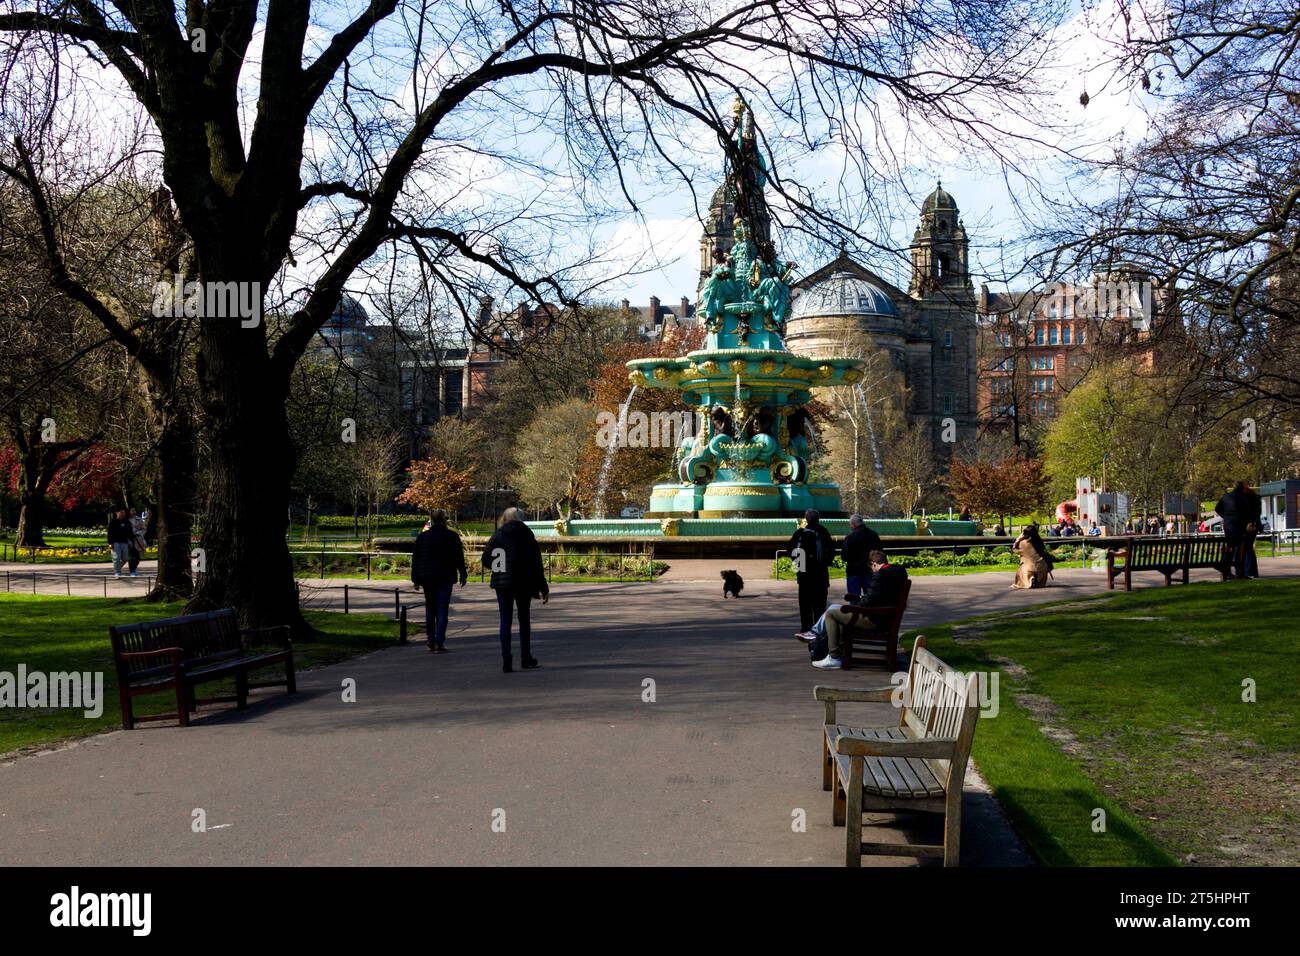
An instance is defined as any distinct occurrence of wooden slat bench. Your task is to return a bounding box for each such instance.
[1105,535,1231,590]
[814,635,980,867]
[837,578,912,671]
[109,609,296,729]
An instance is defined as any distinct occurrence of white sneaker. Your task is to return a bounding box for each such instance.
[130,572,139,577]
[812,656,842,669]
[114,574,122,579]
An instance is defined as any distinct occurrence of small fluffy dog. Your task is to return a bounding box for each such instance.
[721,569,744,598]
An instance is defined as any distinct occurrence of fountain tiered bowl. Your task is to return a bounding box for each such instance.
[626,346,864,518]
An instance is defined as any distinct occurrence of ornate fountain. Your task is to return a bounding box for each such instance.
[627,99,865,519]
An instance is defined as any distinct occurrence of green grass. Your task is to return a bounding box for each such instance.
[911,579,1300,866]
[0,594,399,755]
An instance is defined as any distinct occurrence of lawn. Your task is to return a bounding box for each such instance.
[0,594,400,755]
[913,578,1300,866]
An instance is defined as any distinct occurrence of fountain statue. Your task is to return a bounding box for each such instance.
[627,97,865,518]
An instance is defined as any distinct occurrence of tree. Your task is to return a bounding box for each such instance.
[1044,1,1300,420]
[948,454,1052,526]
[396,458,475,518]
[0,0,1065,629]
[513,399,591,516]
[881,421,935,517]
[821,333,908,515]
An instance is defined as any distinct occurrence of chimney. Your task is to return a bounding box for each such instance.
[621,298,630,313]
[680,297,690,323]
[649,296,660,327]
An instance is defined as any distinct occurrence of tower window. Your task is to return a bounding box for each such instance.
[944,330,954,347]
[942,394,953,415]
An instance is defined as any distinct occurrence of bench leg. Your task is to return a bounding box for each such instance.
[943,787,963,867]
[886,632,898,673]
[822,732,833,792]
[120,690,135,731]
[1124,568,1132,591]
[285,653,297,695]
[1183,566,1190,585]
[845,757,864,868]
[176,682,190,727]
[832,777,847,827]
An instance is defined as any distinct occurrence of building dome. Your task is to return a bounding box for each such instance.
[922,182,957,214]
[790,270,900,321]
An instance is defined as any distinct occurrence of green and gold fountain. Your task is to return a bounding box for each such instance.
[627,102,865,519]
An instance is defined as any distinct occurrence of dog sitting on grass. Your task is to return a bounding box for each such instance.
[721,569,744,598]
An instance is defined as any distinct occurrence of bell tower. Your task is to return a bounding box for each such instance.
[910,182,970,297]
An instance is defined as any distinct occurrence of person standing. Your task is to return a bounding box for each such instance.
[1215,482,1255,579]
[841,513,882,602]
[788,509,836,631]
[127,507,148,577]
[411,509,468,653]
[1242,485,1262,579]
[107,509,133,579]
[483,507,548,673]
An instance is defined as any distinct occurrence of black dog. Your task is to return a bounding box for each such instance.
[721,569,744,598]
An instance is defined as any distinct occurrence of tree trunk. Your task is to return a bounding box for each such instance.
[14,487,46,548]
[189,323,307,636]
[148,411,197,601]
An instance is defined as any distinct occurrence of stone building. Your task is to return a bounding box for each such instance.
[783,184,980,456]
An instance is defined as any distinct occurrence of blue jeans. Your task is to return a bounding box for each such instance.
[845,573,870,603]
[495,589,532,662]
[423,582,454,647]
[111,542,130,575]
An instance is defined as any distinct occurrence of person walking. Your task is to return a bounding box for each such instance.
[107,509,133,579]
[788,509,836,631]
[1215,481,1256,579]
[127,507,148,577]
[483,507,548,673]
[411,509,468,653]
[840,513,883,602]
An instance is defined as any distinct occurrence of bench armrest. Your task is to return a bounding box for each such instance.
[834,734,957,758]
[240,625,293,650]
[814,684,897,703]
[814,683,899,724]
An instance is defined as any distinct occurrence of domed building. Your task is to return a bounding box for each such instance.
[785,183,979,455]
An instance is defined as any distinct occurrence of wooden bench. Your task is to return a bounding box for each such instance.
[109,609,296,728]
[814,635,980,867]
[1106,535,1230,590]
[837,578,912,671]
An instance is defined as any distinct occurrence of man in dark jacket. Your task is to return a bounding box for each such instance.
[107,509,133,578]
[411,509,468,653]
[483,507,549,672]
[804,551,908,670]
[788,509,837,631]
[1215,482,1260,579]
[840,513,883,601]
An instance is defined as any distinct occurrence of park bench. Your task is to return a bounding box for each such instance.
[836,578,912,671]
[109,609,296,729]
[1105,535,1230,591]
[814,635,980,867]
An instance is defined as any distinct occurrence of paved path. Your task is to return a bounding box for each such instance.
[3,558,1298,866]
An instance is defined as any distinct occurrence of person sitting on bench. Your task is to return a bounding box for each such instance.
[795,551,907,670]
